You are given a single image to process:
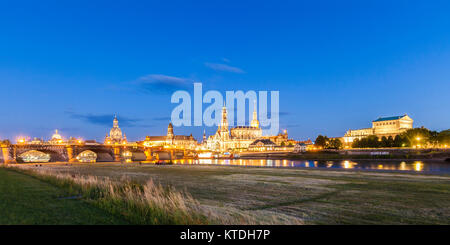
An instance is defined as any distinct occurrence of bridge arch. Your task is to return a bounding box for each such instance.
[17,150,51,163]
[76,150,97,163]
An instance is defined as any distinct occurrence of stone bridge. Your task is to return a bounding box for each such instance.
[0,143,190,164]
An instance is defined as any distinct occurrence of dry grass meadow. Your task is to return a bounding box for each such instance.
[8,162,450,225]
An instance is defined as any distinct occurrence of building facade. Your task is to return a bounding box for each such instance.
[343,114,413,144]
[143,123,198,150]
[206,104,263,152]
[206,103,293,152]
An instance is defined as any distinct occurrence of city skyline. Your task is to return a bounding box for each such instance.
[2,1,450,141]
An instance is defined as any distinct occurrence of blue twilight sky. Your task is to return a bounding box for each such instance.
[1,0,450,142]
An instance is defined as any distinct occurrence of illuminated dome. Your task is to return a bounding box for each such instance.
[52,130,62,140]
[110,127,123,141]
[106,115,123,143]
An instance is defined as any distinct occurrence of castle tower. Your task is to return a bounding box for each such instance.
[250,100,260,128]
[167,123,174,138]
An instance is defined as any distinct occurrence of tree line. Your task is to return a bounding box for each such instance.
[314,135,343,149]
[352,128,450,148]
[315,128,450,149]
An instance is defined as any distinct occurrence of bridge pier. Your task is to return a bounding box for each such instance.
[66,145,77,162]
[170,149,174,161]
[113,146,122,162]
[144,148,153,161]
[1,144,16,164]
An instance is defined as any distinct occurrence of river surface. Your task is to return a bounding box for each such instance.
[172,159,450,174]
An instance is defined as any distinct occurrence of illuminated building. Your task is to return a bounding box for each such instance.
[248,139,276,152]
[104,115,127,144]
[293,143,307,153]
[30,137,44,145]
[343,114,413,144]
[206,103,292,152]
[262,130,297,146]
[143,123,198,149]
[206,104,260,152]
[49,129,64,144]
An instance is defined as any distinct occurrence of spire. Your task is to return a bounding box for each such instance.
[251,99,260,128]
[113,114,119,128]
[203,130,206,143]
[220,104,228,130]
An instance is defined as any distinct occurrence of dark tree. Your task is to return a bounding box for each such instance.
[315,135,328,148]
[401,127,432,147]
[393,135,404,147]
[387,136,394,147]
[329,139,343,149]
[437,129,450,146]
[367,135,380,148]
[360,137,369,148]
[381,136,389,148]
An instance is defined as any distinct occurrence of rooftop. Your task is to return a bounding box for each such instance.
[372,115,407,122]
[250,139,276,146]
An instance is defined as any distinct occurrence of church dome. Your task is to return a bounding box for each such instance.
[110,127,123,140]
[52,130,62,140]
[107,115,124,142]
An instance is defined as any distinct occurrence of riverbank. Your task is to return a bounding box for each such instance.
[0,167,129,225]
[6,163,450,224]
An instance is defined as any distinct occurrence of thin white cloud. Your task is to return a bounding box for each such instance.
[136,74,191,93]
[138,74,189,84]
[205,62,245,74]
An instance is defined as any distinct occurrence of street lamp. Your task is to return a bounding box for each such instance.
[416,137,421,148]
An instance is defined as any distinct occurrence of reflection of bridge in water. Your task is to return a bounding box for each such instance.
[0,143,191,164]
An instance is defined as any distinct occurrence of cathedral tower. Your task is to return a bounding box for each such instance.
[219,104,230,139]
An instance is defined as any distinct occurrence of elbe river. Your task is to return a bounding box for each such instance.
[172,159,450,174]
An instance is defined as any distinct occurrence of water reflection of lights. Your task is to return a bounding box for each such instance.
[171,159,439,172]
[400,162,406,170]
[414,161,423,171]
[326,161,333,168]
[343,161,350,169]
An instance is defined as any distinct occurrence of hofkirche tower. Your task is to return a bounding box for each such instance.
[218,104,230,140]
[206,102,265,152]
[250,100,260,128]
